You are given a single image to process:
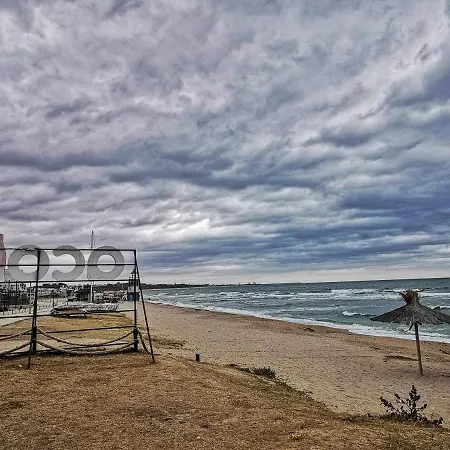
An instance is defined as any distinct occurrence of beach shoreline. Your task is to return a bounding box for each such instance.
[145,299,450,344]
[142,279,450,345]
[130,301,450,423]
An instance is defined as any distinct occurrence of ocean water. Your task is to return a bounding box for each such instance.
[144,278,450,343]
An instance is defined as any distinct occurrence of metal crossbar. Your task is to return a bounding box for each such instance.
[37,340,135,355]
[0,329,30,341]
[37,328,134,347]
[0,342,29,356]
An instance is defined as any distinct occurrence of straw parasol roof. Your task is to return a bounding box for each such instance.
[371,290,450,326]
[371,290,450,376]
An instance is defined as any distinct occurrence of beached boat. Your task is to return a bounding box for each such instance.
[51,305,88,318]
[51,303,118,317]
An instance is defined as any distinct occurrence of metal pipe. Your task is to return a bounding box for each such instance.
[42,325,133,334]
[0,309,136,320]
[133,251,138,352]
[135,259,155,362]
[5,263,136,267]
[27,248,41,369]
[3,247,140,252]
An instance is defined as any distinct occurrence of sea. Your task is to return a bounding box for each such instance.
[143,278,450,344]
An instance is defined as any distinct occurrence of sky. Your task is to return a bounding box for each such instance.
[2,0,450,284]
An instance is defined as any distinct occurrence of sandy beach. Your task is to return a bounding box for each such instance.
[131,302,450,423]
[2,307,450,449]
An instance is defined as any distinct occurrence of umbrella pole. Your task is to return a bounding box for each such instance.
[414,323,423,376]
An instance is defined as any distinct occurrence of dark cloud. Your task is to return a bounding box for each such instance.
[45,99,91,119]
[307,126,377,148]
[0,150,117,171]
[105,0,143,18]
[1,0,450,283]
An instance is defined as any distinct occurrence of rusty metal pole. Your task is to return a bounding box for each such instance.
[135,256,155,363]
[133,251,138,352]
[27,248,41,369]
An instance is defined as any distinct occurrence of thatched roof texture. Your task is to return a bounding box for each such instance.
[371,290,450,325]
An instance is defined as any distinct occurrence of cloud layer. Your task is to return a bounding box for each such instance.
[2,0,450,283]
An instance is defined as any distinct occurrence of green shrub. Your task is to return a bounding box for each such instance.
[251,366,276,379]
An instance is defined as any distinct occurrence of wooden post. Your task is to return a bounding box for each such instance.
[414,323,423,376]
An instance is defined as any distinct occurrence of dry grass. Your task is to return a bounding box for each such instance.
[0,314,183,356]
[0,314,133,339]
[0,355,449,449]
[0,314,137,355]
[1,315,449,449]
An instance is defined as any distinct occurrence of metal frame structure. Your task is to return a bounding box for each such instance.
[0,248,155,368]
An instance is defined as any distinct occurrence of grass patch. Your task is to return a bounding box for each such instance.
[250,366,276,379]
[227,364,277,379]
[1,354,449,449]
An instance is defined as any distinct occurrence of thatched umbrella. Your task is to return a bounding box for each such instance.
[371,290,450,375]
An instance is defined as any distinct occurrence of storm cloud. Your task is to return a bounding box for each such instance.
[1,0,450,283]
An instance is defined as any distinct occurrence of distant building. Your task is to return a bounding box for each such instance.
[75,287,91,302]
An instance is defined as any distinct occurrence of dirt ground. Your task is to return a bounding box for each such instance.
[0,316,449,449]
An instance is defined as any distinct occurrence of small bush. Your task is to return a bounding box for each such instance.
[380,385,443,426]
[251,366,276,379]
